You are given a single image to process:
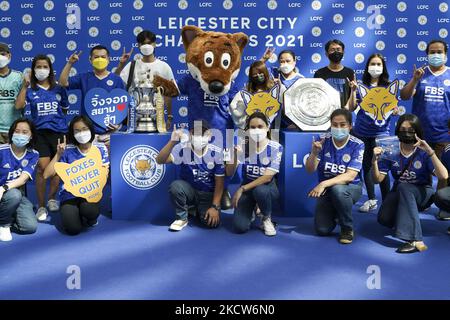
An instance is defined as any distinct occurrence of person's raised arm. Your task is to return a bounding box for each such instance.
[400,64,425,100]
[59,51,82,87]
[44,136,66,179]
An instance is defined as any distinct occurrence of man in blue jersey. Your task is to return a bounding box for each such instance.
[400,40,450,159]
[0,42,24,144]
[156,120,224,232]
[306,109,364,244]
[59,45,125,148]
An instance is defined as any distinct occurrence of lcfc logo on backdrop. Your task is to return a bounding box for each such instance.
[89,0,99,10]
[121,145,165,190]
[178,0,188,9]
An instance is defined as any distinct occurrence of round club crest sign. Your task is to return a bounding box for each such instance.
[120,145,165,190]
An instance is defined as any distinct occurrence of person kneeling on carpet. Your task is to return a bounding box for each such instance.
[306,109,364,245]
[44,116,109,236]
[433,119,450,236]
[227,112,282,237]
[373,114,448,253]
[0,119,39,242]
[156,120,225,232]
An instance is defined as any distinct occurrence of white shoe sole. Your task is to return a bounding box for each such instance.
[169,221,188,232]
[36,214,48,222]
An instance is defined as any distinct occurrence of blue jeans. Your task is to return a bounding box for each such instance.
[314,184,362,235]
[377,182,434,241]
[233,180,279,234]
[0,189,37,234]
[168,180,216,227]
[435,186,450,212]
[355,135,391,200]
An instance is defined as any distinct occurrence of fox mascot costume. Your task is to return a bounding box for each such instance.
[154,26,249,209]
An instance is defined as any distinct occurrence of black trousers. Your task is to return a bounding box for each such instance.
[61,198,100,236]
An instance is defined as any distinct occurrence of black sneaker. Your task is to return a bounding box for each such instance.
[396,241,428,253]
[436,210,450,221]
[339,229,354,244]
[447,227,450,235]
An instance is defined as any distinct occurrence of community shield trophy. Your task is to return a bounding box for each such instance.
[284,78,341,131]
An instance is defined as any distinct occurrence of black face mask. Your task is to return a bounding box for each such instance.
[328,51,344,63]
[252,74,266,85]
[398,131,417,144]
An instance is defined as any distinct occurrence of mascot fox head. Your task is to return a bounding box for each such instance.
[182,26,248,96]
[241,85,281,122]
[358,80,399,127]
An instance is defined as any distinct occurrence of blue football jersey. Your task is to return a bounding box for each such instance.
[0,144,39,186]
[170,143,225,193]
[412,66,450,143]
[26,85,69,133]
[59,143,109,202]
[317,133,364,185]
[378,147,433,185]
[241,140,283,185]
[177,74,238,137]
[68,72,125,134]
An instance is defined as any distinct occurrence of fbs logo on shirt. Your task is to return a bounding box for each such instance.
[324,162,346,174]
[0,89,16,98]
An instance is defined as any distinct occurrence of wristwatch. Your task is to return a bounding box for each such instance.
[2,184,9,192]
[211,204,221,211]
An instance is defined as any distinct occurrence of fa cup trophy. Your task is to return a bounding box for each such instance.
[129,69,167,133]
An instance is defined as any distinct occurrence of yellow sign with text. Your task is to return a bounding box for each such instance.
[55,147,108,203]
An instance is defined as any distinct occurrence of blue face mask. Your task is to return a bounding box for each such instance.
[12,134,30,148]
[428,53,447,67]
[331,127,349,141]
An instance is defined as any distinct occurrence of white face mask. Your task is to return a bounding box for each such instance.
[280,63,295,75]
[191,135,209,150]
[0,55,10,68]
[249,128,268,143]
[368,65,383,78]
[140,44,154,57]
[35,69,50,81]
[74,131,92,144]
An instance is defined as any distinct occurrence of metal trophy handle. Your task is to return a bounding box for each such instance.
[154,86,167,133]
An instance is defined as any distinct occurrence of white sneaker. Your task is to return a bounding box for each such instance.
[36,207,48,222]
[169,219,188,232]
[47,199,60,212]
[359,199,378,213]
[261,217,276,237]
[0,226,12,242]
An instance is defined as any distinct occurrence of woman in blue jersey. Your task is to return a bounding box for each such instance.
[0,119,39,241]
[261,48,304,89]
[306,109,364,244]
[373,114,448,253]
[156,120,225,232]
[44,116,109,236]
[16,54,69,222]
[347,53,398,213]
[227,112,282,237]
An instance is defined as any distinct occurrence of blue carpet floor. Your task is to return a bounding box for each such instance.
[1,201,449,300]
